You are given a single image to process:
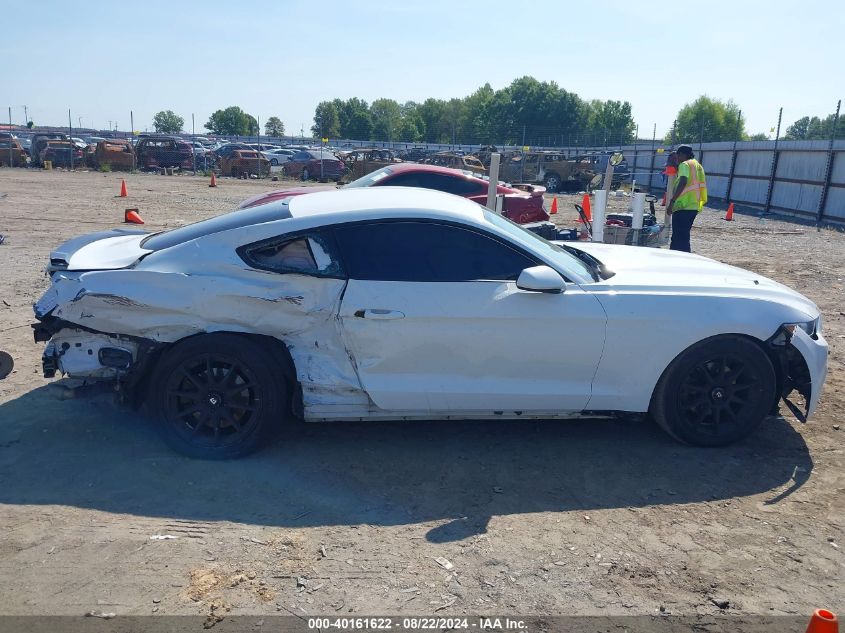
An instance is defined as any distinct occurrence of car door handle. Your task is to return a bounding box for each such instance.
[353,309,405,320]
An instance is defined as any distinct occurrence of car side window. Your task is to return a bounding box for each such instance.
[240,231,344,278]
[333,221,536,282]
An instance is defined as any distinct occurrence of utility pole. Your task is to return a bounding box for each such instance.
[22,105,28,125]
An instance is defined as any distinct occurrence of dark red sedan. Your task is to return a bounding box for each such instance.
[282,149,345,182]
[240,163,549,224]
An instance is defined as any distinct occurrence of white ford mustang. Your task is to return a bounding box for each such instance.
[32,188,827,458]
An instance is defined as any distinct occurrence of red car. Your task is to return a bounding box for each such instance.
[282,149,345,181]
[241,163,549,225]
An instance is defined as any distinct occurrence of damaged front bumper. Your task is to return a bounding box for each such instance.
[771,325,828,421]
[37,325,140,380]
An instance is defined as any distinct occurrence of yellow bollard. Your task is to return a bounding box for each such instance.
[43,160,53,170]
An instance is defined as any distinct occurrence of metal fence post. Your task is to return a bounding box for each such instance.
[763,108,783,214]
[7,107,12,167]
[68,109,73,170]
[130,110,135,172]
[647,123,656,193]
[817,99,841,223]
[725,109,742,203]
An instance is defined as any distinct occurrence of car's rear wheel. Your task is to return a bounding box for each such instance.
[650,335,776,446]
[544,173,562,192]
[153,333,289,459]
[270,158,278,166]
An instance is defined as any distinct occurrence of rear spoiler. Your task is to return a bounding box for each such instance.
[509,183,547,197]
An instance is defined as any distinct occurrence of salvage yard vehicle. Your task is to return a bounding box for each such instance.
[135,135,194,170]
[0,137,29,167]
[88,139,134,171]
[341,148,402,180]
[283,149,345,181]
[219,149,270,178]
[33,188,827,459]
[30,133,71,167]
[40,140,84,168]
[497,151,597,193]
[422,151,486,175]
[239,163,550,225]
[262,148,296,165]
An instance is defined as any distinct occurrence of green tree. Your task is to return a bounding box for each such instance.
[204,106,258,136]
[785,112,845,140]
[746,132,770,141]
[418,98,448,143]
[312,101,341,138]
[396,102,425,142]
[668,96,745,144]
[152,110,184,134]
[26,120,34,129]
[587,100,636,145]
[370,98,402,141]
[337,97,372,139]
[264,116,285,137]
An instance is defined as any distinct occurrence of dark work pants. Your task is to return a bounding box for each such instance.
[670,209,698,252]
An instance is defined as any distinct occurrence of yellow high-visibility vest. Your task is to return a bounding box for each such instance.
[674,159,707,211]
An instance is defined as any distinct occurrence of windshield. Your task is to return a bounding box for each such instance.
[481,209,599,282]
[343,166,394,188]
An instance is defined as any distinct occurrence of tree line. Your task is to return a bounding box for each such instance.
[148,87,842,146]
[311,77,638,146]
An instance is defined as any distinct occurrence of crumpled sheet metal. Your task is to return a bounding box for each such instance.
[39,269,367,410]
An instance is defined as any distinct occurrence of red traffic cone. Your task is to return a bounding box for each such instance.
[724,202,735,221]
[582,194,592,222]
[209,172,217,188]
[805,609,838,633]
[124,208,144,224]
[550,197,558,214]
[119,179,128,197]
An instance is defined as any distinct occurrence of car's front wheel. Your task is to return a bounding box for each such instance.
[153,333,289,459]
[270,158,279,166]
[650,335,776,446]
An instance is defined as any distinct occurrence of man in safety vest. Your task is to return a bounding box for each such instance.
[666,144,707,252]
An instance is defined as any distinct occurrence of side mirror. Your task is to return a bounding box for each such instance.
[516,265,566,294]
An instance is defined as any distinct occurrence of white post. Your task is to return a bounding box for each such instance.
[592,189,607,242]
[632,192,646,229]
[486,153,500,211]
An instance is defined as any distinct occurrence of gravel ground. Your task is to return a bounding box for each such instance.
[0,169,842,623]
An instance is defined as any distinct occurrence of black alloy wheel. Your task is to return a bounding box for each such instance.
[155,334,288,459]
[651,335,776,446]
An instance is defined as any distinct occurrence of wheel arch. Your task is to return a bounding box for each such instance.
[647,332,780,415]
[128,331,299,412]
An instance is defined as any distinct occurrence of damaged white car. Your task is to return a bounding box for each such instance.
[33,188,827,459]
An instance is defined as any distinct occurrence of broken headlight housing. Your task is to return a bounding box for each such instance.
[773,317,821,345]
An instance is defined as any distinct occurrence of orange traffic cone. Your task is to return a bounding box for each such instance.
[119,179,127,197]
[724,203,735,221]
[582,194,592,221]
[124,208,144,224]
[209,172,217,188]
[550,197,558,214]
[805,609,838,633]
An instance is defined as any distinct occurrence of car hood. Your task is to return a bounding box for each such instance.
[238,186,336,209]
[49,229,150,271]
[566,242,819,319]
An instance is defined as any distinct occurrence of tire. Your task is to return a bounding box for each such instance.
[650,335,776,447]
[270,158,279,166]
[152,333,289,459]
[302,167,310,181]
[544,173,562,193]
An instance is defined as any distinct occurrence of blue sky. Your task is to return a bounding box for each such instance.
[3,0,842,138]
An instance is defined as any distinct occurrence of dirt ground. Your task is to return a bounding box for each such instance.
[0,169,842,622]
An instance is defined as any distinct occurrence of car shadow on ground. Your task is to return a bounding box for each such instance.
[0,384,813,543]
